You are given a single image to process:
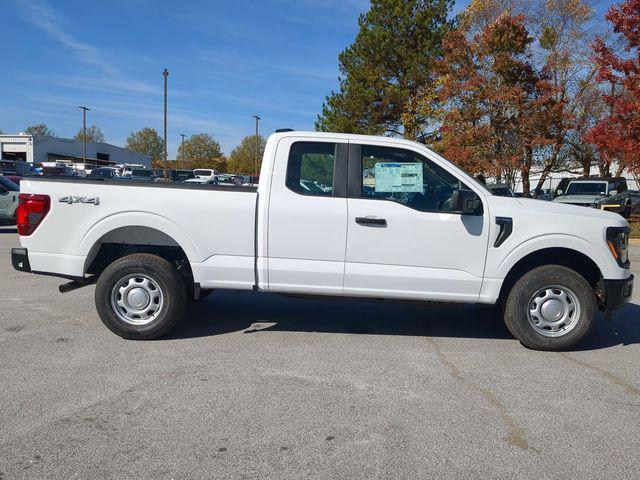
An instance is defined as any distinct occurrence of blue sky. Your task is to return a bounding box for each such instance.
[1,0,610,156]
[1,0,375,156]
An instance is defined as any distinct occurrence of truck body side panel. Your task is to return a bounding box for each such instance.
[19,179,257,288]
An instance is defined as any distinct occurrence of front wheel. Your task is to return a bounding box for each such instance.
[95,253,186,340]
[504,265,597,350]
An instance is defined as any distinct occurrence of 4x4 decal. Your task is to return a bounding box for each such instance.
[59,196,100,205]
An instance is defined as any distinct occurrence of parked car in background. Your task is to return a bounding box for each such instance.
[128,169,155,182]
[184,177,218,185]
[554,177,635,217]
[170,169,195,183]
[89,167,121,180]
[536,188,555,201]
[70,163,96,177]
[193,169,218,180]
[242,175,260,187]
[2,175,22,186]
[42,165,76,177]
[215,174,237,186]
[0,176,19,224]
[299,179,327,195]
[120,164,146,177]
[486,183,515,197]
[1,160,19,176]
[1,160,37,177]
[600,190,640,218]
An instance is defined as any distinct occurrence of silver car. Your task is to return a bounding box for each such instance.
[0,176,19,224]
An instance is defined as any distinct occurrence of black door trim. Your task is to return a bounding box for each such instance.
[347,143,362,198]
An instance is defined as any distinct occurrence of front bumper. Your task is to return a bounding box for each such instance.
[11,247,31,273]
[604,275,634,310]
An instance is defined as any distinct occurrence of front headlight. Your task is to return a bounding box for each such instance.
[606,226,630,268]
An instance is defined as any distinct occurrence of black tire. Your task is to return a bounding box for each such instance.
[95,253,186,340]
[503,265,596,351]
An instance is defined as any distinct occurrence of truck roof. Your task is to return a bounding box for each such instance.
[269,130,426,148]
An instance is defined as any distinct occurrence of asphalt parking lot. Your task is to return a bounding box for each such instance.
[1,226,639,479]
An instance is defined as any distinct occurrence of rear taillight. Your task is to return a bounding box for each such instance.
[17,194,50,236]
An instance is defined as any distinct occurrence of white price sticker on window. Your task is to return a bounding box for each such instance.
[374,162,423,193]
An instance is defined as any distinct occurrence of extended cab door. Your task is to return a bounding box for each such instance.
[266,137,348,295]
[344,142,490,302]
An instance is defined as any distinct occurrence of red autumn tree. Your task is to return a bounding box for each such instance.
[587,0,640,177]
[435,13,560,193]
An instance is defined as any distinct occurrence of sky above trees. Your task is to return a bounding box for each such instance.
[2,0,612,158]
[1,0,376,156]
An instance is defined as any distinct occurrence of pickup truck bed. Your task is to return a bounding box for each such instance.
[18,177,259,290]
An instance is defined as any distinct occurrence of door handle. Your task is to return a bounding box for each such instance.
[356,217,387,227]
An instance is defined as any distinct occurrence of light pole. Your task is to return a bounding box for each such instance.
[78,106,90,163]
[252,115,261,176]
[179,133,186,169]
[163,68,169,181]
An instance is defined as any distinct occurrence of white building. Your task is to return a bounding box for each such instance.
[509,165,639,193]
[0,134,151,169]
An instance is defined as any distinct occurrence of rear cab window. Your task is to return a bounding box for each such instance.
[286,142,336,197]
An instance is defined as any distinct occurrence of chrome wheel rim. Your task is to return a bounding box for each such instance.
[110,274,164,326]
[527,285,581,338]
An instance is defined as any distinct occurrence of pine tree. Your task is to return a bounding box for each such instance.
[315,0,454,140]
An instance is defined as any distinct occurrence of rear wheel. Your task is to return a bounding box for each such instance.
[504,265,596,350]
[95,253,186,340]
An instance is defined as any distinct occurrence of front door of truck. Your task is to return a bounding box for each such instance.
[266,137,348,295]
[343,142,490,302]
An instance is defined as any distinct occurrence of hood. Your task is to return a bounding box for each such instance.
[487,195,627,226]
[553,194,606,205]
[512,196,622,221]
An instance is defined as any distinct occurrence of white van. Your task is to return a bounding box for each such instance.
[193,169,218,180]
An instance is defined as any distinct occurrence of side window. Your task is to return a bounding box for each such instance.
[361,145,470,213]
[286,142,335,196]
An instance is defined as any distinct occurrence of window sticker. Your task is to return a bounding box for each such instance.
[373,162,423,193]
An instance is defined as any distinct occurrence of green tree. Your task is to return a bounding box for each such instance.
[125,128,164,163]
[24,123,55,138]
[227,135,266,173]
[315,0,454,140]
[177,133,225,170]
[75,125,105,143]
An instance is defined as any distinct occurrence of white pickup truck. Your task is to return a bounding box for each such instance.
[11,132,633,350]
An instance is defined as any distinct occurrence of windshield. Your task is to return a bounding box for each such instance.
[0,176,19,191]
[566,182,607,195]
[194,170,212,176]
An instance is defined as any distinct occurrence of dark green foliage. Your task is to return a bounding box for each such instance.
[315,0,454,139]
